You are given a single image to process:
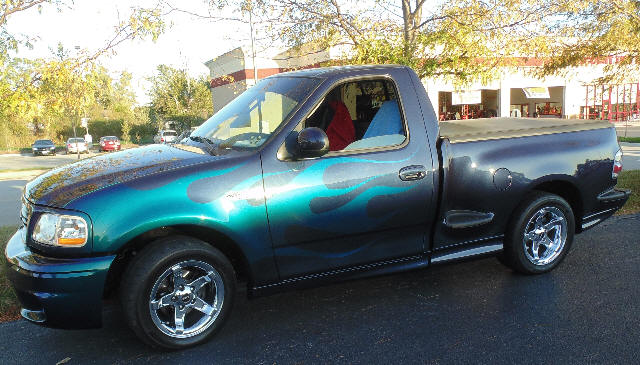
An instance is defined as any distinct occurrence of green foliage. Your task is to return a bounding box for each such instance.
[147,65,213,132]
[0,0,169,151]
[245,0,640,84]
[536,0,640,81]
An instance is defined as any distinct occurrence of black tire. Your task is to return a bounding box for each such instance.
[120,236,236,349]
[500,191,575,274]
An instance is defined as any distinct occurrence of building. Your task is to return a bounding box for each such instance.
[204,47,639,122]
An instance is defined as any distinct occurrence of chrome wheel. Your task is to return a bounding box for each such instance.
[149,260,224,339]
[522,206,567,266]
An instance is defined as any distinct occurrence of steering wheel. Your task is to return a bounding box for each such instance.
[218,132,270,149]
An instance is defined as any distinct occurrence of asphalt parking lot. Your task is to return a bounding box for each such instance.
[0,180,25,227]
[0,213,638,364]
[0,150,98,171]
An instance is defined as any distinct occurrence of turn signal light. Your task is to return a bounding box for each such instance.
[57,237,87,246]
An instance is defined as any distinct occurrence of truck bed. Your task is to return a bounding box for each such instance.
[439,117,612,143]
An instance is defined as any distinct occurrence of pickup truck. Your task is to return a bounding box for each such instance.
[5,65,630,349]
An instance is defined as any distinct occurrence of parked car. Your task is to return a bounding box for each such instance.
[99,136,121,152]
[31,139,56,156]
[176,126,200,144]
[5,66,630,349]
[153,130,177,144]
[65,138,89,154]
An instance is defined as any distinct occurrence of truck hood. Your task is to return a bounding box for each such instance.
[24,144,216,208]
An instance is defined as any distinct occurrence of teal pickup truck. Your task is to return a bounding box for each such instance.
[5,65,629,349]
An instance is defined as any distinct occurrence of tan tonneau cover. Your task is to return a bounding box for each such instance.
[439,117,612,143]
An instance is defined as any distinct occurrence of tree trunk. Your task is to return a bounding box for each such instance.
[402,0,423,59]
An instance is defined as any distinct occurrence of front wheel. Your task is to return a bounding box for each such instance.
[120,236,236,349]
[500,192,575,274]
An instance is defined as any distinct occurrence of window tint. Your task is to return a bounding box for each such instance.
[163,131,177,136]
[303,78,406,152]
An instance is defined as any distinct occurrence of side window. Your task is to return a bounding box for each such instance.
[303,79,407,152]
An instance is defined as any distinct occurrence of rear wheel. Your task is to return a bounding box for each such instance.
[120,236,236,349]
[500,192,575,274]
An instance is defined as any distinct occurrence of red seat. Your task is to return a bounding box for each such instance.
[325,101,355,151]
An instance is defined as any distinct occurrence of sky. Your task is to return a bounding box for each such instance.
[6,0,253,104]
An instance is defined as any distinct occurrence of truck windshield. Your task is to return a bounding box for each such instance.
[190,76,320,152]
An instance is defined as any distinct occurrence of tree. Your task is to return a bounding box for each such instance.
[147,64,213,131]
[0,0,167,149]
[197,0,560,84]
[536,0,640,82]
[200,0,639,83]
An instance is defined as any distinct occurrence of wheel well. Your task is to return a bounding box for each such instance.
[531,180,583,232]
[103,225,252,298]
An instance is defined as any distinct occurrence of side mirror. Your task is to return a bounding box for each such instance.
[297,127,329,158]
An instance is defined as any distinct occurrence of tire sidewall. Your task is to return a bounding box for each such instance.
[508,194,575,274]
[127,242,236,349]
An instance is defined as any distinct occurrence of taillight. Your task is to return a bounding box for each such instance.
[612,148,623,179]
[161,138,164,142]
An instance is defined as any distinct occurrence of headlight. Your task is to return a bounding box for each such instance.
[32,213,88,247]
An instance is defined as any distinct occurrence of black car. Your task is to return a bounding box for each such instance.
[31,139,56,156]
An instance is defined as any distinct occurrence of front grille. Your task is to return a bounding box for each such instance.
[20,196,32,227]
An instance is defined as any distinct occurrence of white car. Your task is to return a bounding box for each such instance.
[154,130,178,144]
[66,138,89,154]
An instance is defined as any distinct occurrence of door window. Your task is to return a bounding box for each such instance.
[302,79,407,152]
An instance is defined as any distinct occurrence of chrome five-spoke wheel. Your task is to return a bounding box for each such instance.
[120,236,236,349]
[522,206,567,266]
[149,260,224,339]
[501,192,575,274]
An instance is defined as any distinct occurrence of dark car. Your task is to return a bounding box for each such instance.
[5,65,630,349]
[31,139,56,156]
[99,136,121,152]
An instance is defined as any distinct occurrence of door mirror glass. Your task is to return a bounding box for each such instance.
[297,127,329,158]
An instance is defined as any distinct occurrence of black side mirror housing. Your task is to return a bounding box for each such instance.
[297,127,329,158]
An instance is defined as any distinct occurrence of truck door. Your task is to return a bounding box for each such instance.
[260,69,437,279]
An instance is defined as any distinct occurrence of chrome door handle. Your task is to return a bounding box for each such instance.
[399,165,427,181]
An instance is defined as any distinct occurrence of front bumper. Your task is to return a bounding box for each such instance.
[4,227,115,329]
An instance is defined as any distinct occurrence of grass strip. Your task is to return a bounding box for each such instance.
[619,137,640,143]
[615,170,640,215]
[0,225,20,322]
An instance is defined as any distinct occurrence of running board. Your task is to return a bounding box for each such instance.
[250,255,428,297]
[431,239,503,264]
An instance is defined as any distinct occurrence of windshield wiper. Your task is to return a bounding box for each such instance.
[189,136,219,155]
